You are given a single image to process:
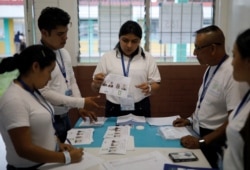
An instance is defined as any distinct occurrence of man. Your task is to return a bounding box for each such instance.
[38,7,101,143]
[172,25,248,168]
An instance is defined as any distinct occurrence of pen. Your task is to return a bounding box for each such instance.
[66,138,72,145]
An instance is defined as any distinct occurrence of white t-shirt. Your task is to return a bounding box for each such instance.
[0,82,57,167]
[193,57,249,131]
[93,48,161,104]
[223,94,250,170]
[40,48,84,115]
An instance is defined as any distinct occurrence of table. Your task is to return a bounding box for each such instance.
[40,117,212,170]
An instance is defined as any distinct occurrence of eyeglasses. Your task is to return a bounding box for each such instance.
[194,43,221,51]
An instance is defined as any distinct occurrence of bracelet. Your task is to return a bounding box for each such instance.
[63,151,71,164]
[148,84,152,93]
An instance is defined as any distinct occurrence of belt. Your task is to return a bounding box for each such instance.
[54,112,68,119]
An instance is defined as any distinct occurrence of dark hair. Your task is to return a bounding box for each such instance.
[115,20,145,58]
[38,7,70,34]
[0,45,56,75]
[119,20,142,39]
[195,25,225,44]
[235,29,250,60]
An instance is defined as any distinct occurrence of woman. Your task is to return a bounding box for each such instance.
[223,29,250,170]
[0,45,83,169]
[91,20,161,117]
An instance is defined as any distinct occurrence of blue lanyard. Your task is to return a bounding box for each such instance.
[233,89,250,118]
[56,50,68,84]
[18,78,55,122]
[121,53,133,77]
[197,55,228,108]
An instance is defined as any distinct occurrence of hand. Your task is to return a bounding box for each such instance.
[69,148,84,163]
[180,135,199,149]
[92,73,106,91]
[84,95,104,110]
[135,82,151,96]
[173,118,190,127]
[78,108,97,122]
[59,143,75,152]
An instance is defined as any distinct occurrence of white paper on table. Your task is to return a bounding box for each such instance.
[99,137,128,155]
[39,151,104,170]
[158,126,193,140]
[79,117,107,127]
[99,151,167,170]
[66,128,94,145]
[103,126,130,138]
[146,115,180,126]
[99,74,131,98]
[116,113,146,126]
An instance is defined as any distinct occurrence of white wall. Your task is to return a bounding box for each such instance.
[215,0,250,55]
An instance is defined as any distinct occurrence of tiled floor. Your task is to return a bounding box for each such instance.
[0,134,7,169]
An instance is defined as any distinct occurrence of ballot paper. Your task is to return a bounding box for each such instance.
[66,128,94,145]
[116,113,146,126]
[159,126,193,140]
[103,126,131,138]
[79,117,106,127]
[99,74,131,98]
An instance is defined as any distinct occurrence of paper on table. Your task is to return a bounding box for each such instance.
[99,137,128,155]
[103,126,130,138]
[100,151,167,170]
[79,117,107,127]
[116,113,146,126]
[39,151,104,170]
[159,126,193,140]
[66,128,94,145]
[146,115,180,126]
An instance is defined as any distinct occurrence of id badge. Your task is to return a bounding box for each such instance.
[120,95,135,111]
[193,111,200,135]
[65,89,72,96]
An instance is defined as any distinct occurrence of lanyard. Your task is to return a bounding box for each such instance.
[18,78,55,122]
[233,89,250,118]
[197,55,228,108]
[121,53,133,77]
[56,50,68,84]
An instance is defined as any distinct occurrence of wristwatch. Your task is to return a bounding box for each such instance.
[198,139,206,148]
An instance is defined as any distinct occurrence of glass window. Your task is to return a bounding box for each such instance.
[78,0,214,63]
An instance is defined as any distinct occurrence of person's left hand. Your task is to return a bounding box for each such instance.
[180,135,199,149]
[78,108,97,122]
[59,143,75,151]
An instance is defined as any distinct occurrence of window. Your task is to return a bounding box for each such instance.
[78,0,214,63]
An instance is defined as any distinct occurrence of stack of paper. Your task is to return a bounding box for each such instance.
[116,113,146,126]
[159,126,193,140]
[99,126,134,155]
[146,115,180,126]
[79,117,106,127]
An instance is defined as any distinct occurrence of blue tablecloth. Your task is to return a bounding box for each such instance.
[74,117,182,148]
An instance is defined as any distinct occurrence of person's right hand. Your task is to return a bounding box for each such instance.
[92,73,106,91]
[84,95,104,111]
[69,148,84,163]
[172,117,190,127]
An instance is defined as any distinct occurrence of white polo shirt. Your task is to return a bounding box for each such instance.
[93,48,161,104]
[193,57,249,131]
